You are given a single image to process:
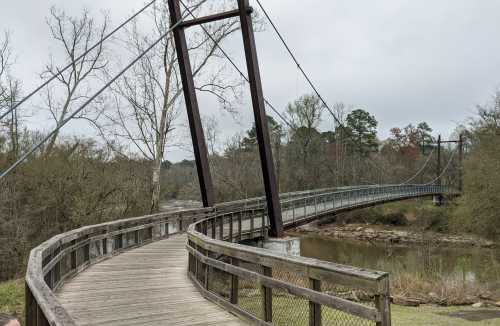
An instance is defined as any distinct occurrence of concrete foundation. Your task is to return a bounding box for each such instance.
[261,237,301,256]
[433,194,444,206]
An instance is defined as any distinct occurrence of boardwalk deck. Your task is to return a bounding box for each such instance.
[56,234,247,326]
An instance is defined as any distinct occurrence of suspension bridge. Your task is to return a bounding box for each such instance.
[0,0,463,325]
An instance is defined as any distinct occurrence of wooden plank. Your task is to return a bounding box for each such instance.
[56,235,247,326]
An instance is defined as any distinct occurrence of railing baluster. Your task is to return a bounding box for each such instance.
[262,266,273,322]
[238,212,242,241]
[309,278,321,326]
[230,257,239,305]
[229,214,234,242]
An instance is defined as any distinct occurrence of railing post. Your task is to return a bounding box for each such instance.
[262,266,273,322]
[229,214,234,242]
[250,210,255,237]
[314,196,317,217]
[375,276,392,326]
[230,257,239,305]
[37,305,49,326]
[25,283,36,326]
[238,212,242,241]
[309,278,321,326]
[219,215,224,240]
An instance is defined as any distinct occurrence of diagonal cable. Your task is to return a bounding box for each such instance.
[0,0,158,121]
[254,0,347,130]
[178,0,293,129]
[424,147,457,186]
[400,146,436,185]
[0,9,194,180]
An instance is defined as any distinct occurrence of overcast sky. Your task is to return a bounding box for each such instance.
[2,0,500,161]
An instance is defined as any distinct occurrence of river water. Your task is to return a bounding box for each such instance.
[300,235,500,296]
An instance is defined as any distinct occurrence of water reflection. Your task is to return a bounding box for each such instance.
[300,235,500,292]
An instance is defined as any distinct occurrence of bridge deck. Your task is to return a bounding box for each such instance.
[56,234,247,326]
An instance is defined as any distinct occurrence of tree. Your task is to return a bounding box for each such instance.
[42,7,109,154]
[0,32,22,162]
[286,94,324,160]
[387,122,434,159]
[241,115,282,151]
[100,1,241,212]
[345,109,378,155]
[452,90,500,239]
[472,90,500,134]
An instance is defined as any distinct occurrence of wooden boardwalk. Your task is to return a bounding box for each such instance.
[56,234,247,326]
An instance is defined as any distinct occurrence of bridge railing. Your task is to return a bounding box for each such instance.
[25,184,455,325]
[25,208,212,326]
[279,184,454,228]
[187,209,391,326]
[186,184,455,326]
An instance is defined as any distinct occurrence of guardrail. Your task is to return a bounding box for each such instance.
[188,209,391,326]
[25,184,456,326]
[25,208,212,326]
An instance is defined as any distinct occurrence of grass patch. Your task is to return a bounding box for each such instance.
[240,295,500,325]
[0,279,24,320]
[393,305,500,326]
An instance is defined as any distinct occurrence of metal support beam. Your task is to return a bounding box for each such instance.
[168,0,215,207]
[436,135,441,185]
[237,0,284,237]
[180,8,252,28]
[435,135,443,205]
[458,134,464,192]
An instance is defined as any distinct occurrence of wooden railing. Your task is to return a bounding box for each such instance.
[187,209,391,326]
[25,184,456,326]
[25,208,212,326]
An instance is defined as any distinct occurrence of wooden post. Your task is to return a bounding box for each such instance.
[37,305,49,326]
[261,266,273,322]
[309,278,321,326]
[375,277,392,326]
[237,0,284,238]
[211,219,216,239]
[238,213,242,241]
[230,258,239,305]
[25,283,36,326]
[167,0,215,207]
[219,216,224,240]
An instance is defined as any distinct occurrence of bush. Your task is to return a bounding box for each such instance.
[414,206,449,232]
[0,140,151,281]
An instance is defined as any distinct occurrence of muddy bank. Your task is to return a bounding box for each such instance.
[291,223,496,248]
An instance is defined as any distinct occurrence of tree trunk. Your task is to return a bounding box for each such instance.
[150,158,162,213]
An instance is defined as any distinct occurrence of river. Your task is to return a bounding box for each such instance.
[300,234,500,299]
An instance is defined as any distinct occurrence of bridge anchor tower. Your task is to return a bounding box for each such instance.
[168,0,284,237]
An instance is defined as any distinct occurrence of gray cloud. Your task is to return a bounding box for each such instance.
[2,0,500,161]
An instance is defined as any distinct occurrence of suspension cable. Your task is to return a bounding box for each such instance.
[400,147,435,185]
[0,0,158,121]
[424,148,457,186]
[253,0,348,131]
[178,0,293,129]
[0,9,194,180]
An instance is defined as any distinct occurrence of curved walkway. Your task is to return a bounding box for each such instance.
[56,234,247,326]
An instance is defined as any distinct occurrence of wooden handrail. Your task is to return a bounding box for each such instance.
[25,184,457,325]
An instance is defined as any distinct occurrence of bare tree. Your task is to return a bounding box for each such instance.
[0,32,22,161]
[41,7,109,154]
[329,102,349,185]
[0,32,12,110]
[101,0,242,212]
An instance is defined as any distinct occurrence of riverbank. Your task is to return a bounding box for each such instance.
[290,223,500,306]
[292,223,496,248]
